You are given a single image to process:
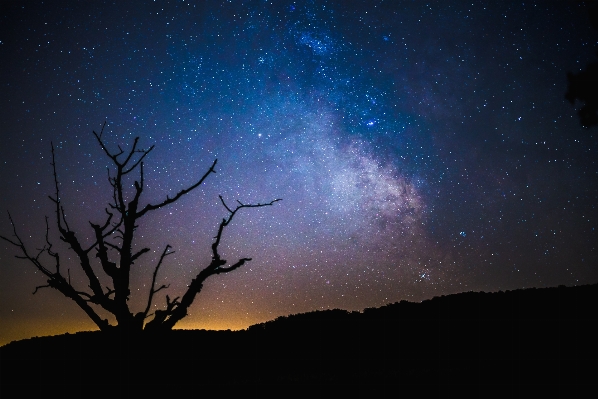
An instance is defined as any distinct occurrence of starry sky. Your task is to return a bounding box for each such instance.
[1,0,597,345]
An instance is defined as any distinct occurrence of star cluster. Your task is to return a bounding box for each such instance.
[1,0,597,345]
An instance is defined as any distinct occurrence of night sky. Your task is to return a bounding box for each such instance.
[1,0,597,346]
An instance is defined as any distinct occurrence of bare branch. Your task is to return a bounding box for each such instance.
[121,137,140,166]
[84,209,122,254]
[92,122,116,161]
[86,285,115,304]
[104,241,121,252]
[137,159,218,217]
[33,284,51,295]
[0,213,21,246]
[145,294,180,328]
[219,195,234,213]
[1,212,111,331]
[153,284,169,295]
[48,143,109,307]
[166,295,180,309]
[60,206,70,232]
[212,197,281,261]
[123,148,154,175]
[130,247,150,263]
[143,245,174,319]
[50,143,66,236]
[149,197,281,331]
[214,258,252,274]
[1,212,54,277]
[43,216,61,275]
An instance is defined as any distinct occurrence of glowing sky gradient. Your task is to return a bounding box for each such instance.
[1,0,597,345]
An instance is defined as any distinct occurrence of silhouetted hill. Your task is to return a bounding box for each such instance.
[1,284,596,395]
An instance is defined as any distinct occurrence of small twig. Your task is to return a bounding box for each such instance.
[137,159,218,217]
[33,284,51,295]
[143,245,174,318]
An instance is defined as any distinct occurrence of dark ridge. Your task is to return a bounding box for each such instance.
[1,284,597,395]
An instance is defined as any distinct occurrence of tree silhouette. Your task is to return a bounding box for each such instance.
[566,63,598,128]
[565,6,598,128]
[0,123,280,334]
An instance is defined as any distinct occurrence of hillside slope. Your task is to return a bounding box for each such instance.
[1,284,596,395]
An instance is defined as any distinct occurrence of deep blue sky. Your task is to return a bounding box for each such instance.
[1,0,597,344]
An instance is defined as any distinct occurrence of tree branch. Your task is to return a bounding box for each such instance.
[147,197,281,331]
[213,257,252,274]
[137,159,218,217]
[0,212,54,277]
[44,216,61,275]
[49,142,112,310]
[143,245,174,319]
[0,212,111,331]
[85,208,122,254]
[130,247,150,263]
[212,197,281,262]
[32,284,51,295]
[123,149,154,175]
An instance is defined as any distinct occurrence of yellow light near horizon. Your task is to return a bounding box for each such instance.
[0,318,99,347]
[0,311,272,347]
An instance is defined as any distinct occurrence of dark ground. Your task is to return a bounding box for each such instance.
[1,284,596,396]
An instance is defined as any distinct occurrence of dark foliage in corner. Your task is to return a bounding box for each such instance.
[566,6,598,128]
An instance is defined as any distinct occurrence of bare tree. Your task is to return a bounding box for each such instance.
[0,123,280,334]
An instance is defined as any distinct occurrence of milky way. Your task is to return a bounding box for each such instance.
[1,0,597,344]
